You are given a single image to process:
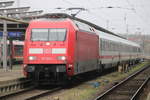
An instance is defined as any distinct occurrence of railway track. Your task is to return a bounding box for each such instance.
[25,87,62,100]
[0,78,32,96]
[94,63,150,100]
[0,86,62,100]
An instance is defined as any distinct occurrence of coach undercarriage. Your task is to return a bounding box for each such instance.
[25,64,68,84]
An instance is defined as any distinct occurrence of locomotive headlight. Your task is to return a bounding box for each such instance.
[57,56,66,60]
[26,66,35,72]
[28,56,37,60]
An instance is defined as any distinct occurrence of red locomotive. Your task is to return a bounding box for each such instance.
[12,41,24,62]
[23,13,141,84]
[0,40,24,65]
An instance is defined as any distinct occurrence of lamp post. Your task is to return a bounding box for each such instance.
[0,1,14,70]
[3,13,8,71]
[1,7,30,70]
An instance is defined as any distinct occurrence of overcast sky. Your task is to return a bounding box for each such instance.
[11,0,150,35]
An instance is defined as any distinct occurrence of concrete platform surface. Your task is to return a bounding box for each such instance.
[0,65,24,83]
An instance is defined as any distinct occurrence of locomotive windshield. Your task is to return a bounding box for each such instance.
[14,45,23,56]
[31,28,66,41]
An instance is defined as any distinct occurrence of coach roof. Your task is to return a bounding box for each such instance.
[97,30,140,47]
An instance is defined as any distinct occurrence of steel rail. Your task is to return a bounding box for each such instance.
[25,87,62,100]
[131,77,150,100]
[94,63,150,100]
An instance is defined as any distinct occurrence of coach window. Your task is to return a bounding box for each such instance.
[133,47,135,52]
[118,42,121,51]
[104,40,107,51]
[121,44,123,51]
[127,45,129,52]
[103,40,105,51]
[135,47,136,52]
[124,44,127,52]
[107,40,109,51]
[114,42,117,51]
[121,44,124,52]
[103,40,105,50]
[109,41,113,51]
[130,46,132,52]
[138,48,140,52]
[100,39,103,50]
[115,43,117,51]
[123,44,125,52]
[116,43,118,51]
[139,48,141,52]
[128,45,130,52]
[115,43,118,51]
[112,42,114,51]
[109,41,111,51]
[135,47,137,53]
[125,45,127,52]
[113,42,115,51]
[110,41,112,51]
[137,48,139,52]
[136,47,138,53]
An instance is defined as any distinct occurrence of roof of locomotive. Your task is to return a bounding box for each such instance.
[27,13,140,48]
[96,30,140,47]
[29,18,71,23]
[26,13,125,39]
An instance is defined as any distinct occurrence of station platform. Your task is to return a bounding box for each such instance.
[0,65,24,84]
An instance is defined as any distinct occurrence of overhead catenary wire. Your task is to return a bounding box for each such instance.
[125,0,150,30]
[61,0,78,6]
[53,0,149,34]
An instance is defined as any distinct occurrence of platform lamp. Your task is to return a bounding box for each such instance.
[0,1,14,8]
[1,7,30,71]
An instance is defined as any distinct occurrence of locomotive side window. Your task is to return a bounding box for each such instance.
[31,28,66,41]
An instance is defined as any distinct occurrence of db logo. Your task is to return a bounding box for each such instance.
[44,49,51,54]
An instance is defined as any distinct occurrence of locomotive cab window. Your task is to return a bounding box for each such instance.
[14,45,23,56]
[31,29,48,41]
[31,28,66,41]
[49,29,66,41]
